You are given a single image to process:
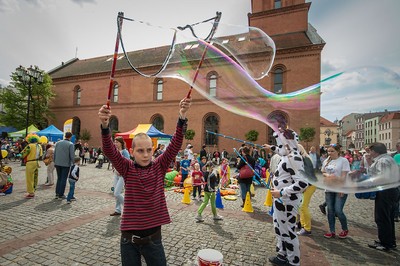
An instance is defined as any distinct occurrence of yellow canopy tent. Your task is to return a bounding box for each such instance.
[115,124,172,150]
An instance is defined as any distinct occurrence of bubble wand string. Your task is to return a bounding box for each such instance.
[206,130,264,149]
[107,12,124,108]
[180,12,222,98]
[233,148,269,188]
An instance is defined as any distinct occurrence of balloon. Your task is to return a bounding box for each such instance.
[39,136,48,144]
[1,150,8,158]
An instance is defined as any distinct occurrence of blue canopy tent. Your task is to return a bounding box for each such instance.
[0,126,17,136]
[37,125,64,142]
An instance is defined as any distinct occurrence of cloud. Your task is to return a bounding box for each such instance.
[0,0,17,12]
[321,66,400,120]
[70,0,96,6]
[0,78,10,87]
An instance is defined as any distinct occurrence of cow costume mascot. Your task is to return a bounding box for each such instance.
[263,126,308,266]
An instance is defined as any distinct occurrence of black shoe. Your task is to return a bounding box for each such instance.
[110,212,121,216]
[394,217,399,222]
[373,240,397,250]
[268,255,288,266]
[319,204,326,215]
[297,221,302,230]
[368,242,390,251]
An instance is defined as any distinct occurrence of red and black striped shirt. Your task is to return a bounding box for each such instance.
[102,119,186,231]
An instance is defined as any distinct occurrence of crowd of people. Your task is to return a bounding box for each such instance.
[2,101,399,266]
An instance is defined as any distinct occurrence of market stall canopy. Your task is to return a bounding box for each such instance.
[115,124,172,149]
[37,125,64,142]
[8,124,39,138]
[128,124,172,139]
[0,126,17,134]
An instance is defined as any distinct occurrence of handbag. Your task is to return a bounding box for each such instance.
[355,191,376,199]
[239,165,254,179]
[43,157,51,166]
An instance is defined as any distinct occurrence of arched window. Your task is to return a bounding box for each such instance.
[151,114,164,132]
[155,79,163,101]
[72,117,81,138]
[209,74,217,97]
[274,0,282,9]
[203,113,219,146]
[273,67,284,94]
[109,116,119,132]
[267,110,289,144]
[112,82,119,103]
[74,85,81,106]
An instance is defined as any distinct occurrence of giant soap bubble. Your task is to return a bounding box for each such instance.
[118,13,321,132]
[116,14,400,192]
[303,66,400,193]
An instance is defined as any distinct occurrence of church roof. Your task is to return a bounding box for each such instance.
[49,23,325,80]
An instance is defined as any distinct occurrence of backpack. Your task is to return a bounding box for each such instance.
[303,156,317,181]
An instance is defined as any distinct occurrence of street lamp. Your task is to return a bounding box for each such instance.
[16,65,44,137]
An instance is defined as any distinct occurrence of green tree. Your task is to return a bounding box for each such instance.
[0,69,55,130]
[80,128,92,142]
[299,127,316,151]
[245,130,259,142]
[184,129,195,144]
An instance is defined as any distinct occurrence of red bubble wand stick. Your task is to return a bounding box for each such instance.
[178,12,222,98]
[107,12,124,108]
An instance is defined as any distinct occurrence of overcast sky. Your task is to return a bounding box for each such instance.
[0,0,399,121]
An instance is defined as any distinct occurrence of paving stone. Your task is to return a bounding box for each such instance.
[1,160,399,265]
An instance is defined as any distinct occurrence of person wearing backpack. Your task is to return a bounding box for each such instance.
[297,144,317,236]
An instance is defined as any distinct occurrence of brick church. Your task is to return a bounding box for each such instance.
[49,0,325,153]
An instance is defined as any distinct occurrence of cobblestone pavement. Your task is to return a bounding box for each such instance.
[0,160,399,265]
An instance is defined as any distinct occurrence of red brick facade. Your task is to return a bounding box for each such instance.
[49,0,324,154]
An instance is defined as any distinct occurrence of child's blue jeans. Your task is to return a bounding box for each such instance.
[67,179,76,201]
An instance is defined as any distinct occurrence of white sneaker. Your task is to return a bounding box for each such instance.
[195,214,204,222]
[213,215,223,221]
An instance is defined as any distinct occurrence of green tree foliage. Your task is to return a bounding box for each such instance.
[0,69,55,130]
[185,129,195,142]
[80,128,92,142]
[299,127,316,150]
[245,130,259,142]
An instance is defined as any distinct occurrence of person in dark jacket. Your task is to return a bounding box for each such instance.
[236,146,255,207]
[367,142,400,251]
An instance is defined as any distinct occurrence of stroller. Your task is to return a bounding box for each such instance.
[252,157,267,186]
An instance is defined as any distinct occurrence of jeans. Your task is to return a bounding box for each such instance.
[325,192,348,232]
[113,175,125,214]
[55,166,70,197]
[181,173,188,188]
[192,185,201,198]
[120,235,166,266]
[239,182,251,200]
[67,179,76,201]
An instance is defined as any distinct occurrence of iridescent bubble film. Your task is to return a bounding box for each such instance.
[119,15,400,192]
